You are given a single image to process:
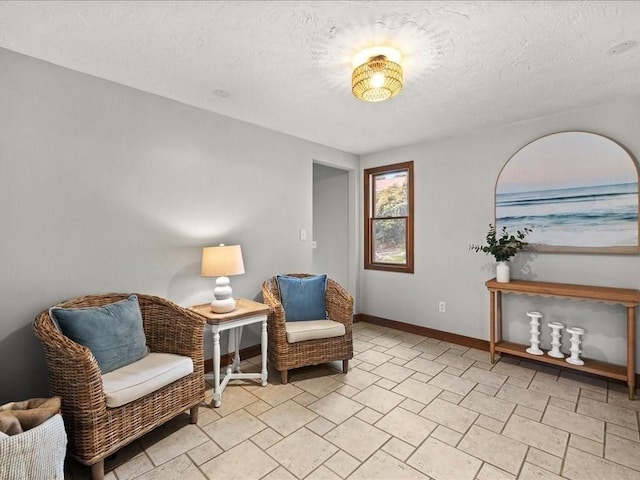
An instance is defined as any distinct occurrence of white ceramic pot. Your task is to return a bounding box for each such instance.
[496,261,510,283]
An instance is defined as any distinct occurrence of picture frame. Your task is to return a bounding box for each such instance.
[495,131,639,254]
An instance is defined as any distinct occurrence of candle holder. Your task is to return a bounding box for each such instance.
[565,326,585,365]
[525,311,544,355]
[547,322,565,358]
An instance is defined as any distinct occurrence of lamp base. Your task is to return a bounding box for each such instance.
[211,276,236,313]
[211,297,236,313]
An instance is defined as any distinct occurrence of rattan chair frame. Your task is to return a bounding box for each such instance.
[33,293,206,480]
[261,274,354,384]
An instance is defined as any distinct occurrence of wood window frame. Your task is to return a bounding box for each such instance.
[364,161,414,273]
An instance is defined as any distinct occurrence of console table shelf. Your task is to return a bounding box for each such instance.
[495,341,627,381]
[485,278,640,399]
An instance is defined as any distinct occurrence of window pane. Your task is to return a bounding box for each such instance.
[373,170,408,217]
[373,218,406,264]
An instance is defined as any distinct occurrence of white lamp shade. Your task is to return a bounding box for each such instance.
[201,245,245,277]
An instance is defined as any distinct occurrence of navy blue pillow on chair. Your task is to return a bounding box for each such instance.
[49,294,149,374]
[276,274,327,321]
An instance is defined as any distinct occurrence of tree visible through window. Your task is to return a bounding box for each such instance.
[364,161,414,273]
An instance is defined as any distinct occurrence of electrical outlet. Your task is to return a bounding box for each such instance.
[439,301,446,313]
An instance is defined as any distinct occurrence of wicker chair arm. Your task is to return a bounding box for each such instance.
[137,294,205,361]
[261,280,287,332]
[325,279,354,326]
[33,312,107,419]
[261,278,293,360]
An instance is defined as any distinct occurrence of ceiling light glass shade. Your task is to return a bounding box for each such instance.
[352,55,403,102]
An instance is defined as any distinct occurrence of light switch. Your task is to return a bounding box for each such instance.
[300,229,307,241]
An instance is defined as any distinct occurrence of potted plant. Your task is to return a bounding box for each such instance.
[469,224,532,282]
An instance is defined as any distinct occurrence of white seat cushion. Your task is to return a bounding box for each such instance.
[285,319,346,343]
[102,352,193,408]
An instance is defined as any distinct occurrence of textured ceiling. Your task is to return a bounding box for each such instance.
[1,1,640,155]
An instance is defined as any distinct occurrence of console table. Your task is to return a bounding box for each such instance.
[485,278,640,399]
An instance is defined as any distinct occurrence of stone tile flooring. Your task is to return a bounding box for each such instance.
[65,322,640,480]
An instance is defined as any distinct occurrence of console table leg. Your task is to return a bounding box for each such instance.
[627,306,636,400]
[489,291,496,364]
[496,291,502,343]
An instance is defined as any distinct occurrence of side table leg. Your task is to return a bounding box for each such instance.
[234,326,243,373]
[261,318,268,386]
[213,328,222,408]
[226,328,234,376]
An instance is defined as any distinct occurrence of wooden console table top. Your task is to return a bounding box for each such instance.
[485,279,640,307]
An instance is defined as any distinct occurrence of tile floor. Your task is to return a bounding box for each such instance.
[66,321,640,480]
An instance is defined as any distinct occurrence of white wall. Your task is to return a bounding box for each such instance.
[360,97,640,368]
[0,48,357,403]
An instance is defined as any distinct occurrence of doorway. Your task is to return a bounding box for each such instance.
[312,163,351,292]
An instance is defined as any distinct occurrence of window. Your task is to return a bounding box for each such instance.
[364,161,414,273]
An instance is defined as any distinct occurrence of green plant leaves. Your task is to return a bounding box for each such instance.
[469,224,532,262]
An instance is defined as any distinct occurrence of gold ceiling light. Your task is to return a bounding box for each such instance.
[352,46,403,102]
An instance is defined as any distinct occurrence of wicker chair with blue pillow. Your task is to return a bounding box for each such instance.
[33,293,206,480]
[261,273,354,384]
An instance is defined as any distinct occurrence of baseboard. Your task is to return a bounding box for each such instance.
[354,313,489,351]
[204,344,263,374]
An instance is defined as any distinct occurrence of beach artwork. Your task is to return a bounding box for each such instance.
[495,131,639,253]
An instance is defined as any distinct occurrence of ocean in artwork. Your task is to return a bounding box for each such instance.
[496,182,638,247]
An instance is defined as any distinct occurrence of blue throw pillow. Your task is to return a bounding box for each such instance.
[276,274,327,322]
[50,294,149,374]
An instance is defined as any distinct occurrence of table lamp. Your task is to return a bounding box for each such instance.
[201,244,245,313]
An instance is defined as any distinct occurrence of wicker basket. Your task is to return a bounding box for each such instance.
[0,413,66,480]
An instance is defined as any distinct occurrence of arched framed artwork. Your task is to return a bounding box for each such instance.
[495,131,639,254]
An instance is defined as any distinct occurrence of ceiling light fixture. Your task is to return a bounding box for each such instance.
[352,46,403,102]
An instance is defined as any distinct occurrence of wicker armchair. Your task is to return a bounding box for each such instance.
[261,274,354,384]
[33,294,206,480]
